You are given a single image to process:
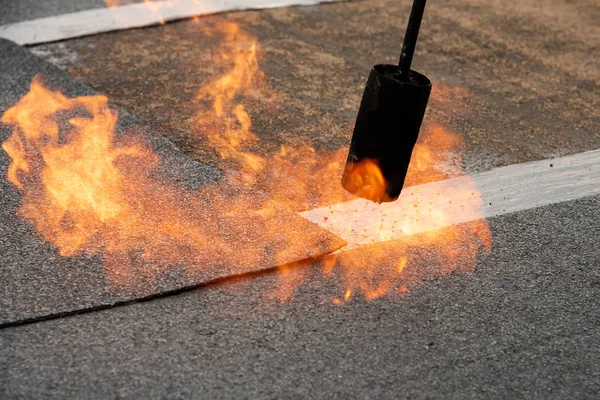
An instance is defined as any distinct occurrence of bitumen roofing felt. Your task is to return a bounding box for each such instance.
[0,37,344,326]
[31,0,600,173]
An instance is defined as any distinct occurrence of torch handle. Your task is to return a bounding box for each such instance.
[397,0,427,79]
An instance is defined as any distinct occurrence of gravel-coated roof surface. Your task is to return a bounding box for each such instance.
[1,0,599,398]
[2,195,599,399]
[32,0,600,174]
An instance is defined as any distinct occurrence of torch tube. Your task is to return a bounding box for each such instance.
[397,0,427,79]
[342,65,431,202]
[341,0,432,203]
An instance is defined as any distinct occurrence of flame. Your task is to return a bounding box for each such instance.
[324,123,490,301]
[341,158,390,203]
[1,20,491,302]
[2,79,147,257]
[186,22,490,302]
[104,0,129,6]
[0,76,338,286]
[0,78,219,285]
[332,288,352,305]
[193,21,265,183]
[405,124,465,185]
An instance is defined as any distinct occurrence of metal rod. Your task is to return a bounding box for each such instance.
[397,0,427,79]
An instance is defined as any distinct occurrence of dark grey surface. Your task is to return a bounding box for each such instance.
[0,38,344,326]
[1,195,599,399]
[0,0,598,397]
[0,0,106,26]
[31,0,600,174]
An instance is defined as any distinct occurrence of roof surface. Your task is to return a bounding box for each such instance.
[1,0,599,398]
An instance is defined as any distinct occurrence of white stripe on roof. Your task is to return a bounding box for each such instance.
[300,149,600,249]
[0,0,341,45]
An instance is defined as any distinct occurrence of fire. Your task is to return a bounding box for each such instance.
[2,79,147,257]
[104,0,131,6]
[333,288,352,305]
[1,19,491,302]
[405,124,465,185]
[0,76,339,286]
[318,124,490,302]
[186,21,490,302]
[1,79,200,283]
[341,158,390,204]
[193,21,266,182]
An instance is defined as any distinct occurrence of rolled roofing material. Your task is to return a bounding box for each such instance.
[0,38,345,327]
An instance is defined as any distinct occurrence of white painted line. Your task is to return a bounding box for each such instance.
[299,149,600,249]
[0,0,341,45]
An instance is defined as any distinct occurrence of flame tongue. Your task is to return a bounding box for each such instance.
[2,79,143,255]
[0,76,344,287]
[341,158,391,203]
[194,21,265,183]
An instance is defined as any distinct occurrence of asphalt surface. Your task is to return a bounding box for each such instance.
[1,0,600,398]
[31,0,600,173]
[2,196,599,399]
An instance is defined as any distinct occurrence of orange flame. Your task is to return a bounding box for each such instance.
[320,122,490,302]
[341,158,391,203]
[186,22,490,302]
[2,20,491,302]
[0,76,339,286]
[193,21,266,183]
[2,79,149,257]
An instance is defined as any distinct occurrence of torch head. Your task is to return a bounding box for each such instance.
[341,64,431,203]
